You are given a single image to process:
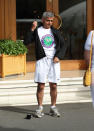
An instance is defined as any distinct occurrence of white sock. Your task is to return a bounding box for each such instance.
[51,105,56,109]
[39,106,43,110]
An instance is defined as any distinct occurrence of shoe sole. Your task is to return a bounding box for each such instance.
[35,113,44,118]
[49,112,60,117]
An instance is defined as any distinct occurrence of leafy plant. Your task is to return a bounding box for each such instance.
[0,39,27,55]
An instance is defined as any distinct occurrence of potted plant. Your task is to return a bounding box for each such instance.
[0,39,27,78]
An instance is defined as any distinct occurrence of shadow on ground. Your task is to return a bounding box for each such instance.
[0,127,34,131]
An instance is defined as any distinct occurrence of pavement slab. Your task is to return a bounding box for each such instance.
[0,103,94,131]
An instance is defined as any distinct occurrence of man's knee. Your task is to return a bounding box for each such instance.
[37,83,45,92]
[50,83,57,90]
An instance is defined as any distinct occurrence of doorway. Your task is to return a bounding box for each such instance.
[16,0,46,61]
[16,0,87,72]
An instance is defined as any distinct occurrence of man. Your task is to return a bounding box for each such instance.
[84,30,94,108]
[24,11,66,118]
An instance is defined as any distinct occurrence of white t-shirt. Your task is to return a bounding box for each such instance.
[85,30,94,68]
[38,26,56,58]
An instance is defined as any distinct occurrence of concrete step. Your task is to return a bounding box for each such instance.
[0,77,83,88]
[0,77,92,106]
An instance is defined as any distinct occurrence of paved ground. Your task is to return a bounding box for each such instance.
[0,102,94,131]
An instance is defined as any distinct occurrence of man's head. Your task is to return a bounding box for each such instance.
[42,11,54,29]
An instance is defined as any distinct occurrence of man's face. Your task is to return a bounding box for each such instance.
[42,17,54,29]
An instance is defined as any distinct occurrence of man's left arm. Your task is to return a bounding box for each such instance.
[54,31,67,62]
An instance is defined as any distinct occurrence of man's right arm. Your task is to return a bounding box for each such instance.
[24,21,38,45]
[31,21,38,31]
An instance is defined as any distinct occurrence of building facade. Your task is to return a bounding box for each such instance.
[0,0,94,71]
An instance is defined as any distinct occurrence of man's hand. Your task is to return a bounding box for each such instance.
[53,57,60,63]
[31,21,38,31]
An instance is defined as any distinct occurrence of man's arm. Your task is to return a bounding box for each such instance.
[84,50,90,69]
[31,21,38,31]
[54,31,67,60]
[53,57,60,63]
[24,21,38,45]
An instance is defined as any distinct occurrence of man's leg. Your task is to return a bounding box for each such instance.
[35,83,45,118]
[90,71,94,108]
[49,82,57,106]
[37,83,45,106]
[49,82,60,117]
[34,57,49,117]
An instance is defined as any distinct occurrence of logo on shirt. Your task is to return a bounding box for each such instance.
[41,34,54,48]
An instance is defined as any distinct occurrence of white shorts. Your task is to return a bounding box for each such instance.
[34,57,60,83]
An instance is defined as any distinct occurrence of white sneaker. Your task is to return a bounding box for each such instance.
[35,107,44,118]
[49,107,60,117]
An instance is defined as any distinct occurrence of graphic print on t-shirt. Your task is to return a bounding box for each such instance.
[41,34,55,48]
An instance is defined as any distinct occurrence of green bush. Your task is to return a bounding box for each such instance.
[0,39,28,55]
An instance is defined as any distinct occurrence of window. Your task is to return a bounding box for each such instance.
[59,0,86,59]
[16,0,46,61]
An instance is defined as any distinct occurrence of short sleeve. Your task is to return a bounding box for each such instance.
[84,31,92,50]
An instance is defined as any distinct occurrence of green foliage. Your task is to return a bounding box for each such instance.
[0,39,28,55]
